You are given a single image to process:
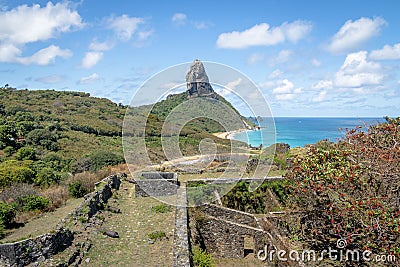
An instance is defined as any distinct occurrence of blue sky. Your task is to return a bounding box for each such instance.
[0,0,399,117]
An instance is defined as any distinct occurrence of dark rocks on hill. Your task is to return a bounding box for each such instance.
[186,59,216,98]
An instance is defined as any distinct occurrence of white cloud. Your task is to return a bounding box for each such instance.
[107,15,144,41]
[335,51,383,87]
[79,73,101,84]
[247,53,264,64]
[327,17,386,53]
[311,58,321,67]
[270,50,292,65]
[20,45,71,65]
[0,44,71,65]
[0,2,81,65]
[171,13,187,25]
[0,2,83,45]
[268,69,283,79]
[312,80,333,90]
[216,20,312,49]
[312,90,328,102]
[273,79,294,94]
[369,43,400,60]
[89,40,114,51]
[81,51,103,69]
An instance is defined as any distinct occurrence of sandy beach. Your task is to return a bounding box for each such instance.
[213,128,249,140]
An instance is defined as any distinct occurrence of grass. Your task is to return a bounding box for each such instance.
[81,181,175,267]
[1,197,83,243]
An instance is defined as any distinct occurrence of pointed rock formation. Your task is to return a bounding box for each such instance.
[186,59,215,98]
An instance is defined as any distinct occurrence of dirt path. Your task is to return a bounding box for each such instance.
[82,181,176,267]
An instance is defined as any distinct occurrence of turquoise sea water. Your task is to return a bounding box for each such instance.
[231,117,384,148]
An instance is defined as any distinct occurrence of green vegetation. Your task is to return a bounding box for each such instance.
[286,117,400,256]
[192,246,214,267]
[221,179,290,213]
[0,86,126,235]
[151,204,173,213]
[0,201,16,227]
[68,181,89,198]
[148,230,166,241]
[21,195,49,212]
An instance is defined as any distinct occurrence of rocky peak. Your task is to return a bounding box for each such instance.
[186,59,215,98]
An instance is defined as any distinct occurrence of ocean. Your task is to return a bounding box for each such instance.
[231,117,385,148]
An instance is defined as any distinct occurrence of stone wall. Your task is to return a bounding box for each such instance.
[172,187,190,267]
[134,172,179,197]
[190,204,266,258]
[0,174,121,267]
[200,204,259,228]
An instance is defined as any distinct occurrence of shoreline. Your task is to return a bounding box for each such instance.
[213,128,249,140]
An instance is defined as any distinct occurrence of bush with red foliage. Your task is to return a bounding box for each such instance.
[286,117,400,256]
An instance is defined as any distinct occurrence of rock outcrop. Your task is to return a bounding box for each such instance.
[186,59,216,98]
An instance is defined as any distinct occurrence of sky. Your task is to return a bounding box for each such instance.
[0,0,399,117]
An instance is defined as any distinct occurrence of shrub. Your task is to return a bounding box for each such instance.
[34,167,61,187]
[41,185,68,210]
[0,183,36,203]
[0,160,35,187]
[15,147,36,160]
[286,117,400,257]
[0,201,16,227]
[192,246,214,267]
[21,195,49,212]
[72,150,124,173]
[68,181,88,198]
[26,129,58,151]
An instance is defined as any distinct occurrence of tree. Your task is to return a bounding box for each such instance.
[15,147,36,160]
[26,129,58,151]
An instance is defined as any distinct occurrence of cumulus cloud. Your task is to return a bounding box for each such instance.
[81,51,103,69]
[171,13,187,25]
[0,44,71,65]
[335,51,383,87]
[107,14,144,41]
[79,73,101,84]
[271,79,302,101]
[273,79,294,94]
[216,20,312,49]
[0,2,82,45]
[327,17,386,53]
[0,2,81,65]
[369,43,400,60]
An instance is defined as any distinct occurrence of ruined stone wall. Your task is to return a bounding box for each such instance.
[135,172,179,197]
[0,174,121,267]
[200,204,259,228]
[193,215,266,258]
